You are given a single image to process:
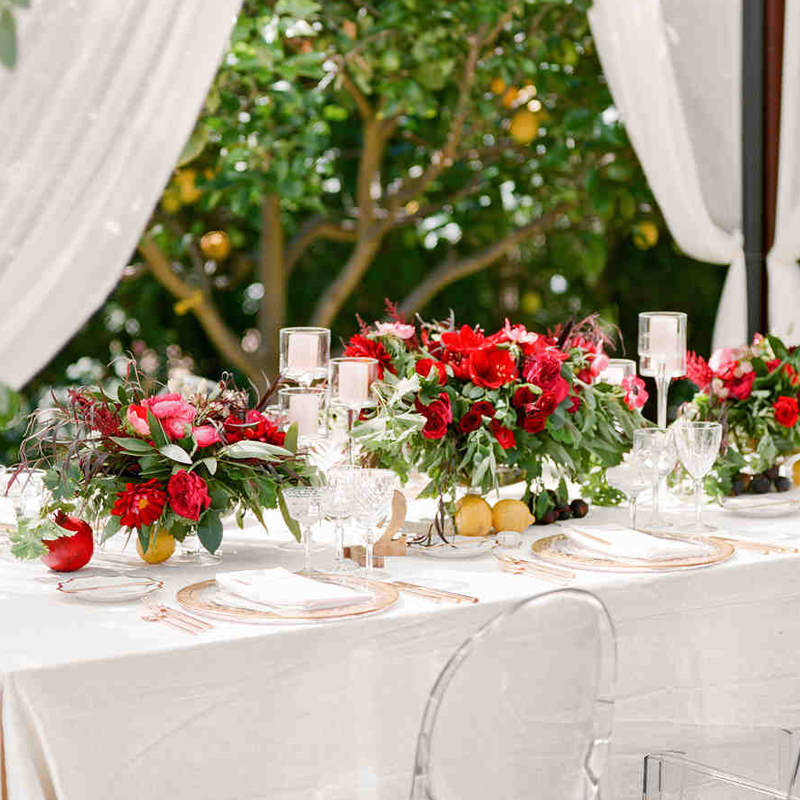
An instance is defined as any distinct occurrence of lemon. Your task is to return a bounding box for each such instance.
[161,186,182,214]
[490,76,507,95]
[200,230,231,261]
[454,494,493,537]
[174,168,202,204]
[136,529,176,564]
[632,220,659,250]
[510,109,540,144]
[492,499,535,533]
[793,459,800,488]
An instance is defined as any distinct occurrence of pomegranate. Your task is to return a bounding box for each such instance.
[42,512,94,572]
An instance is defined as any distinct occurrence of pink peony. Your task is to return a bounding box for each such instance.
[192,425,221,447]
[374,321,416,340]
[127,393,196,440]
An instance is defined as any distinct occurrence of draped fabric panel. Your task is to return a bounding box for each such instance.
[588,0,746,350]
[767,1,800,344]
[0,0,242,389]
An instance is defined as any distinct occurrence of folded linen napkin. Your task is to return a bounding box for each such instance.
[216,568,369,611]
[562,524,710,561]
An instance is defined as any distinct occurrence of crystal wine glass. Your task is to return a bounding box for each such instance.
[320,466,360,573]
[673,420,722,532]
[632,427,677,528]
[282,487,322,574]
[351,468,399,579]
[638,312,687,428]
[279,327,330,386]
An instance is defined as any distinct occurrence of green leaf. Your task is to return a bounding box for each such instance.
[159,444,192,465]
[278,488,302,542]
[197,512,223,553]
[219,440,294,460]
[147,410,169,448]
[275,0,320,16]
[0,10,17,70]
[0,383,20,429]
[200,456,217,476]
[283,422,299,454]
[10,0,30,8]
[176,125,208,167]
[110,436,154,454]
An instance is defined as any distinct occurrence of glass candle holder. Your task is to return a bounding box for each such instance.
[597,358,636,386]
[638,312,687,428]
[278,387,327,440]
[279,327,330,386]
[328,357,379,464]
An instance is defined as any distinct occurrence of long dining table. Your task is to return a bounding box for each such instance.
[2,493,800,800]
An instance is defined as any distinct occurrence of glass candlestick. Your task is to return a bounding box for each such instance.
[638,312,687,428]
[278,386,327,441]
[597,358,636,386]
[279,327,330,386]
[328,357,379,465]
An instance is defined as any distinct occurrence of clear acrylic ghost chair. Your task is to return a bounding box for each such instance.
[643,751,800,800]
[409,589,616,800]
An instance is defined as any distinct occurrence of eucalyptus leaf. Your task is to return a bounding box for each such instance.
[110,437,154,454]
[0,9,16,70]
[158,444,193,465]
[219,440,294,460]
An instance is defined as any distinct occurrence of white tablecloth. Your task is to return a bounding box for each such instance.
[2,500,800,799]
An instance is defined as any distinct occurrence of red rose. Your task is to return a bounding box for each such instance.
[774,395,799,428]
[415,358,448,386]
[521,391,559,434]
[440,325,486,353]
[471,401,496,417]
[728,371,755,401]
[490,419,516,450]
[567,393,581,414]
[344,334,395,379]
[459,409,482,433]
[522,351,562,388]
[415,392,452,440]
[111,479,167,530]
[511,386,537,409]
[468,348,518,389]
[167,470,212,521]
[767,359,800,387]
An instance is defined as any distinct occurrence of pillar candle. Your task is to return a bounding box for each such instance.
[338,361,371,407]
[288,392,320,437]
[287,332,320,371]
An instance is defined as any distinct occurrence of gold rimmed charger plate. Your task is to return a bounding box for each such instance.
[531,533,735,573]
[176,572,399,624]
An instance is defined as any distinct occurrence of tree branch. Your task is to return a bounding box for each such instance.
[284,216,358,273]
[335,57,373,121]
[259,194,286,378]
[138,235,260,383]
[398,206,566,314]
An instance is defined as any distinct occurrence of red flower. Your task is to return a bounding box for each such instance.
[728,371,755,401]
[459,409,482,433]
[192,425,221,447]
[567,393,581,414]
[224,411,286,447]
[127,394,196,440]
[522,351,570,403]
[767,359,800,387]
[111,479,167,530]
[167,470,212,521]
[521,391,560,434]
[344,334,395,379]
[490,419,516,450]
[440,325,486,353]
[686,351,714,391]
[415,358,448,386]
[471,401,496,417]
[621,375,648,410]
[415,392,452,440]
[511,386,537,409]
[468,348,518,389]
[774,395,799,428]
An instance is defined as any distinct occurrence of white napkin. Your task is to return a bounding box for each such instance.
[562,524,710,561]
[216,568,369,611]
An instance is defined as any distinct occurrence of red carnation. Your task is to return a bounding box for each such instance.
[490,419,516,450]
[110,479,167,530]
[415,392,452,440]
[415,358,448,386]
[686,351,714,391]
[167,470,212,521]
[440,325,486,353]
[459,409,482,433]
[344,334,395,379]
[774,395,799,428]
[468,348,518,389]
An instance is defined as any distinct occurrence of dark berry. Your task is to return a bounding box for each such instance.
[540,509,558,525]
[765,465,780,482]
[570,499,589,518]
[731,477,746,496]
[751,474,771,494]
[557,505,571,520]
[776,476,792,493]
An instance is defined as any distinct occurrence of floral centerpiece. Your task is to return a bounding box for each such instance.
[346,305,647,527]
[682,334,800,497]
[11,365,313,565]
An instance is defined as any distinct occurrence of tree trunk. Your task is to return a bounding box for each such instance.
[258,194,286,382]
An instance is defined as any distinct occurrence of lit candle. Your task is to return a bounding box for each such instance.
[338,361,371,407]
[599,359,635,385]
[648,315,678,359]
[287,332,319,371]
[288,392,320,437]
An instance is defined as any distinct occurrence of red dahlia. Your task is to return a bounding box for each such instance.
[344,334,395,379]
[111,479,167,530]
[774,396,799,428]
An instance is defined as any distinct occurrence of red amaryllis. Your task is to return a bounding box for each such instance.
[468,348,518,389]
[458,409,482,433]
[415,358,448,386]
[621,375,648,410]
[415,392,452,440]
[167,470,212,521]
[686,352,714,391]
[774,395,799,428]
[111,479,167,529]
[490,419,516,450]
[344,334,395,379]
[440,325,486,353]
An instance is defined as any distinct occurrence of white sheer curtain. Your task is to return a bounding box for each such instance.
[0,0,241,389]
[589,0,746,350]
[767,1,800,343]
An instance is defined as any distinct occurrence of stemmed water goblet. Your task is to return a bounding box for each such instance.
[632,427,677,529]
[673,420,723,532]
[279,327,330,386]
[281,487,322,574]
[351,468,399,579]
[320,467,359,573]
[328,357,379,465]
